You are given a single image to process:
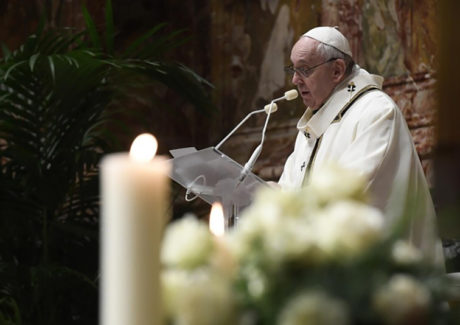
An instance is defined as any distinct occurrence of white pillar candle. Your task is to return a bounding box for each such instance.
[100,133,170,325]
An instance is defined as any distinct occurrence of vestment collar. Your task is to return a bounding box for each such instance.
[296,65,384,139]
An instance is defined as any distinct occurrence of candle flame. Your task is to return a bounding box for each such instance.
[209,202,225,237]
[129,133,158,162]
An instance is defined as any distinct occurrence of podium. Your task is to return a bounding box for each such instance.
[169,147,267,228]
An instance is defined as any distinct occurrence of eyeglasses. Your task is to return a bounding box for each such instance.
[284,58,337,78]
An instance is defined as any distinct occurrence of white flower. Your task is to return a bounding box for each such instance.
[307,164,368,206]
[257,187,310,219]
[373,274,431,324]
[314,200,384,259]
[229,188,321,267]
[264,217,322,265]
[240,264,268,300]
[161,268,188,319]
[161,214,213,269]
[391,240,423,265]
[162,268,235,325]
[227,188,287,263]
[231,184,381,266]
[278,291,349,325]
[227,208,265,262]
[244,186,313,222]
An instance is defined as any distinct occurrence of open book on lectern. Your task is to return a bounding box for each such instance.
[168,146,267,221]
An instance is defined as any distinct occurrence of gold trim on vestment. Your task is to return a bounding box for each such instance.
[302,136,323,186]
[302,85,380,186]
[332,85,380,124]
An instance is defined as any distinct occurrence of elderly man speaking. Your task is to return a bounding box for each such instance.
[278,26,443,264]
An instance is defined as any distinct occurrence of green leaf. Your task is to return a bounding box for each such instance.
[46,30,86,54]
[104,0,115,54]
[29,53,40,72]
[3,61,26,81]
[1,42,11,61]
[81,4,101,49]
[47,56,55,82]
[123,22,167,58]
[0,297,22,325]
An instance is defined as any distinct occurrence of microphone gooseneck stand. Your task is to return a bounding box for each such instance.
[213,89,298,227]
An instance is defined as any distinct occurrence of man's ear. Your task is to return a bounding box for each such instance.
[332,59,346,82]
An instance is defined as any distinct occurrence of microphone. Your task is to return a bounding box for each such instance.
[283,89,299,101]
[262,90,297,113]
[264,102,278,114]
[237,89,298,182]
[215,89,298,151]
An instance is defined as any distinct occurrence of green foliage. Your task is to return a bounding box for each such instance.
[0,0,214,323]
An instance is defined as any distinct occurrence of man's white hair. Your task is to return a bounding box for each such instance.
[315,40,355,76]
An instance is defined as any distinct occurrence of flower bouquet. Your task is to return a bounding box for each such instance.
[161,165,452,325]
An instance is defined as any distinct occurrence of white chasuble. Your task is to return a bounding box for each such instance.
[279,65,443,264]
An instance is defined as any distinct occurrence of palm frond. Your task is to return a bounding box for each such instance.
[81,4,101,49]
[0,1,216,323]
[122,22,168,58]
[104,0,115,54]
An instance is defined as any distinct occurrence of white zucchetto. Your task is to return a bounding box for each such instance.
[303,26,352,57]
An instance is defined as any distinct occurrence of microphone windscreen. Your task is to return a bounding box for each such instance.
[284,89,298,101]
[264,102,278,114]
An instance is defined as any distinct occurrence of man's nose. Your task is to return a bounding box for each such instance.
[292,72,302,85]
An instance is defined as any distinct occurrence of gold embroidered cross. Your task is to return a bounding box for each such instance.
[347,82,356,92]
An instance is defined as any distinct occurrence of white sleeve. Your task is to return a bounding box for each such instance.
[278,151,295,188]
[278,132,304,189]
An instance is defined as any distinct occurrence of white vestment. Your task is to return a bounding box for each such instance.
[279,66,443,264]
